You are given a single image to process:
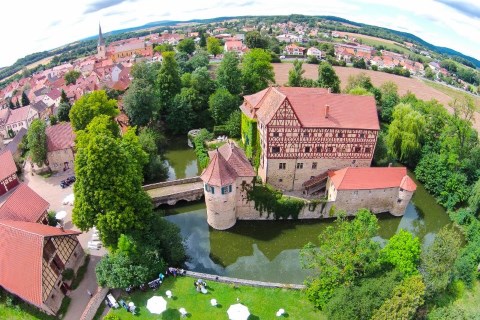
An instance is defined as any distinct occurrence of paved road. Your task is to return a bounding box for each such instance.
[20,166,107,320]
[146,181,204,198]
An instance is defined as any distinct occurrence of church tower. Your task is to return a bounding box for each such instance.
[97,23,106,60]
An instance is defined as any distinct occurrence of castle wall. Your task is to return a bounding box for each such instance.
[204,183,237,230]
[265,158,371,191]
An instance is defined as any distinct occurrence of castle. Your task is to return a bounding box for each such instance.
[200,87,416,230]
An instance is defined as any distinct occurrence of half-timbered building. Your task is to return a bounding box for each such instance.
[240,87,379,192]
[0,183,50,224]
[0,150,19,196]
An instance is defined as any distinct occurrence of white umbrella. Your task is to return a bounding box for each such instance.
[55,211,67,220]
[146,296,167,314]
[227,303,250,320]
[62,194,74,205]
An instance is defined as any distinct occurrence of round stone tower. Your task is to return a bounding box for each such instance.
[391,175,416,216]
[200,150,238,230]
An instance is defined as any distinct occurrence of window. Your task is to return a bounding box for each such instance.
[397,199,402,203]
[205,184,215,194]
[296,163,303,169]
[354,146,361,153]
[304,146,311,153]
[316,146,322,153]
[353,191,358,195]
[365,147,371,153]
[312,162,317,169]
[360,133,365,138]
[303,132,309,137]
[273,131,279,137]
[337,132,343,138]
[221,185,233,194]
[272,146,280,153]
[279,163,286,170]
[327,146,333,152]
[279,179,283,182]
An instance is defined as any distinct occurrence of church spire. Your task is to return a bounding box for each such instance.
[98,23,105,46]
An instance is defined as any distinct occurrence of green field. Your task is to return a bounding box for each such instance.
[107,276,323,319]
[423,79,480,104]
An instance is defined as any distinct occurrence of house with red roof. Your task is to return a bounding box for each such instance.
[45,122,75,171]
[284,44,306,56]
[0,220,84,315]
[0,150,19,196]
[224,40,248,55]
[0,105,39,139]
[240,87,379,192]
[0,183,49,223]
[326,167,416,216]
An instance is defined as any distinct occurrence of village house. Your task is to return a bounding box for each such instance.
[45,122,75,171]
[306,47,322,60]
[0,183,50,223]
[284,44,306,56]
[0,150,19,196]
[224,40,248,55]
[1,127,26,157]
[0,220,84,315]
[0,105,39,138]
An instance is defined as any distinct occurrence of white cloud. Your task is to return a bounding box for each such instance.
[0,0,478,67]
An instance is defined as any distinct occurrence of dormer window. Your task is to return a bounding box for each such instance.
[221,185,233,194]
[205,184,215,194]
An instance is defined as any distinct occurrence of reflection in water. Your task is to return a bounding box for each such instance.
[162,141,452,284]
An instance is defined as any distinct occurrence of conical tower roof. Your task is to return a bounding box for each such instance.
[200,150,237,187]
[98,23,105,46]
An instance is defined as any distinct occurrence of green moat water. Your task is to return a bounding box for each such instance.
[162,140,451,284]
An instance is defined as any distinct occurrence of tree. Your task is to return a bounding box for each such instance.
[379,81,399,123]
[352,58,367,69]
[49,115,58,125]
[468,178,480,215]
[216,52,242,95]
[317,61,340,93]
[177,38,196,55]
[348,87,373,96]
[64,70,81,85]
[386,103,425,165]
[225,110,241,138]
[206,37,222,57]
[123,79,157,127]
[69,90,119,131]
[21,91,30,106]
[420,226,461,297]
[166,88,197,135]
[209,88,240,125]
[245,31,268,49]
[446,96,478,160]
[301,209,381,309]
[72,116,152,248]
[199,32,207,48]
[96,252,152,288]
[156,52,181,114]
[288,59,305,87]
[138,127,168,183]
[381,229,421,276]
[242,49,275,95]
[424,67,435,80]
[57,102,71,122]
[344,72,373,93]
[60,89,69,104]
[371,275,426,320]
[27,119,48,167]
[153,43,174,53]
[185,50,209,72]
[319,43,335,57]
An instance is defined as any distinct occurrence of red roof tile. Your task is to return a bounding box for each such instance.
[0,220,80,308]
[0,184,49,222]
[45,122,75,152]
[212,142,256,178]
[328,167,416,191]
[201,151,237,187]
[0,150,17,181]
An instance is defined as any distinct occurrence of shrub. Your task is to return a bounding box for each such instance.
[192,129,213,169]
[62,268,74,281]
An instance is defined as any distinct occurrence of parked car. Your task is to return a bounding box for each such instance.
[60,176,76,188]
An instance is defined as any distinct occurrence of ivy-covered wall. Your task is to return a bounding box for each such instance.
[191,129,213,170]
[241,113,261,170]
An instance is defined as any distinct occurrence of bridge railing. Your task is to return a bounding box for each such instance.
[143,176,202,191]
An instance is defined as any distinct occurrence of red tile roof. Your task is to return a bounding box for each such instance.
[210,142,256,178]
[243,87,379,130]
[45,122,75,152]
[0,184,49,222]
[0,150,17,181]
[0,220,80,308]
[6,105,30,125]
[328,167,417,191]
[201,150,237,187]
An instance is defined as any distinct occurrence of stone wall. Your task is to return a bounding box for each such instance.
[205,184,237,230]
[265,158,372,191]
[143,176,202,191]
[47,148,74,172]
[80,287,109,320]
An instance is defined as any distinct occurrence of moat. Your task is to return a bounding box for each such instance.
[161,138,451,284]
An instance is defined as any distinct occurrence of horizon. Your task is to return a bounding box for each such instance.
[1,0,479,68]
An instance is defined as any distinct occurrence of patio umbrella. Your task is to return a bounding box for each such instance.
[62,194,74,205]
[146,296,167,314]
[227,303,250,320]
[55,211,67,220]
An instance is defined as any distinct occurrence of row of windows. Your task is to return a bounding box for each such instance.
[272,146,372,153]
[278,162,318,170]
[272,132,367,138]
[205,184,233,195]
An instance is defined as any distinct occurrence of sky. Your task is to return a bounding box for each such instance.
[1,0,479,67]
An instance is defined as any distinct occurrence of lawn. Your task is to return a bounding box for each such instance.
[423,79,480,104]
[107,276,323,319]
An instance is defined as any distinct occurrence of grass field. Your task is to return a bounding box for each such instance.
[0,295,69,320]
[107,276,323,319]
[423,79,480,104]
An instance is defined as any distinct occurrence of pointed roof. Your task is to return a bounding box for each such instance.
[210,142,255,178]
[0,150,17,181]
[200,150,237,187]
[0,184,49,222]
[328,167,416,191]
[98,23,105,46]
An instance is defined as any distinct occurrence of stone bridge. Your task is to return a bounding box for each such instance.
[143,176,204,207]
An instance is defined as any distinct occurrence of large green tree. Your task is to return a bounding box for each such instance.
[21,91,30,106]
[57,102,71,122]
[27,119,48,167]
[381,229,421,276]
[138,127,168,183]
[216,52,242,95]
[245,31,268,49]
[166,88,197,135]
[206,37,222,57]
[242,48,275,95]
[64,70,81,85]
[301,209,381,309]
[287,59,305,87]
[209,88,240,125]
[72,116,152,248]
[69,90,119,131]
[123,79,157,127]
[317,61,340,93]
[177,38,196,55]
[386,103,425,165]
[379,81,400,123]
[156,52,181,114]
[420,226,461,298]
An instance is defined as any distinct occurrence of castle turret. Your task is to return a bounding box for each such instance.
[391,175,416,216]
[97,23,106,60]
[200,150,238,230]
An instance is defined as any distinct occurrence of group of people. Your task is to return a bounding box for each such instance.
[166,267,186,278]
[194,279,208,293]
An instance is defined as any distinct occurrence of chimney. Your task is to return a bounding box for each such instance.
[325,104,330,118]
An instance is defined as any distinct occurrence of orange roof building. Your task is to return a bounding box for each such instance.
[0,183,50,223]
